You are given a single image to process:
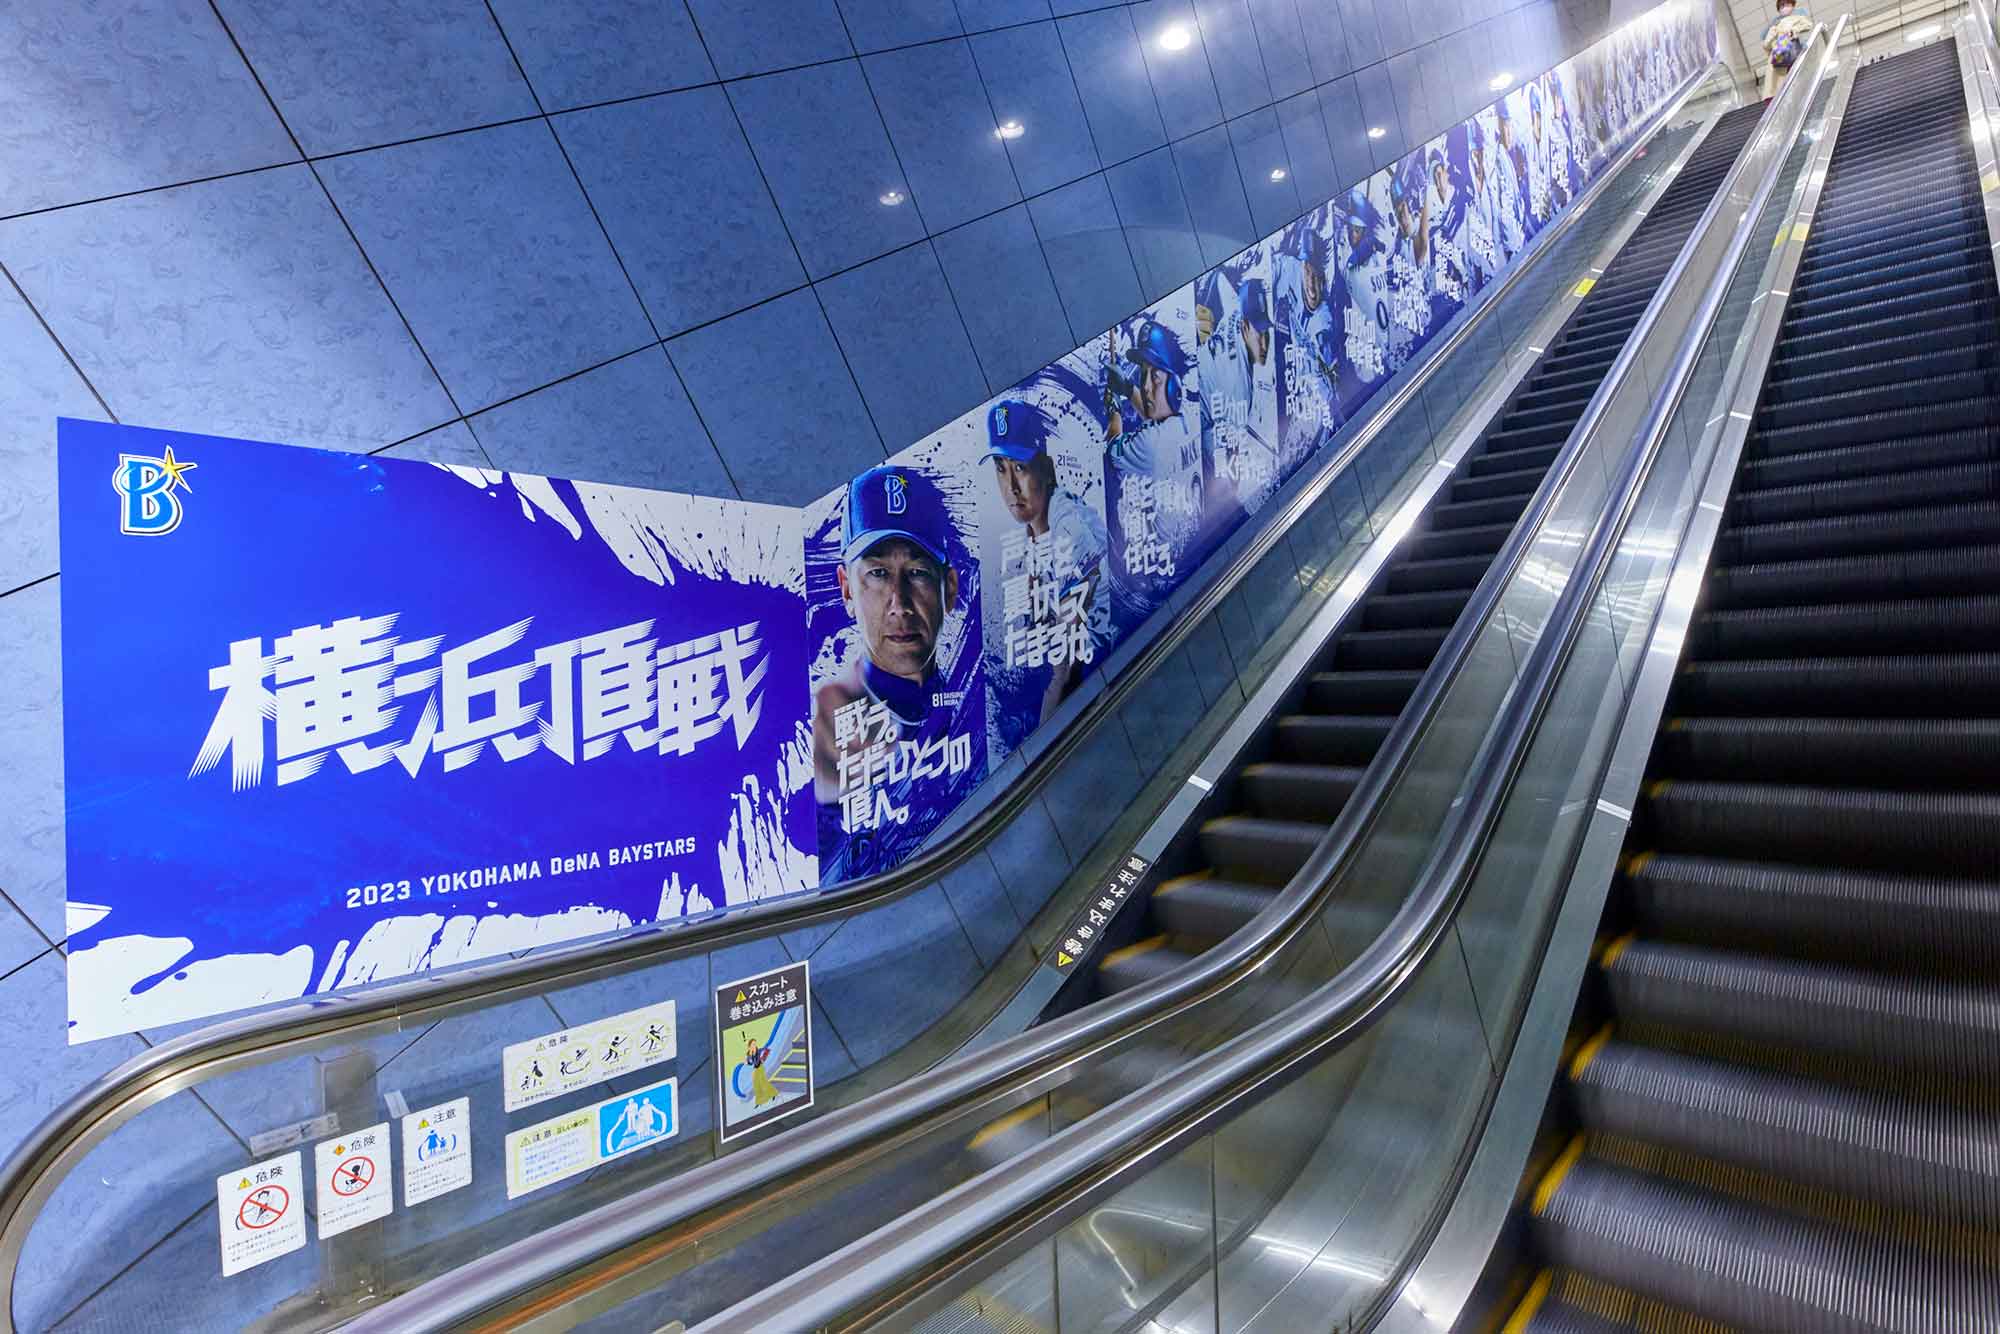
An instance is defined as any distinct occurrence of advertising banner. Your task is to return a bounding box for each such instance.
[58,419,815,1041]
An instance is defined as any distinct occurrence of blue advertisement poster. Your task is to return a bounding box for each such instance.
[58,419,815,1042]
[806,453,986,885]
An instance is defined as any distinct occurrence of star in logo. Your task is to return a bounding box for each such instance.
[153,444,198,494]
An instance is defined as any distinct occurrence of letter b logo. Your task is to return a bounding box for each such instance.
[883,472,907,516]
[112,449,195,536]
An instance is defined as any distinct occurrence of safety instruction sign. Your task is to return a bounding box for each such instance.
[315,1122,392,1239]
[401,1096,472,1207]
[1049,854,1151,971]
[502,998,677,1113]
[505,1075,680,1199]
[715,962,812,1143]
[216,1150,306,1277]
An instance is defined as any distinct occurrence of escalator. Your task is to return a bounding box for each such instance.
[1091,101,1770,1000]
[1507,37,2000,1330]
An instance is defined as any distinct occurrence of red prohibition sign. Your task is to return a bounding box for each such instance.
[331,1155,375,1197]
[238,1184,289,1230]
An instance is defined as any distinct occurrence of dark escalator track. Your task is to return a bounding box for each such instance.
[1088,102,1769,1000]
[1510,40,2000,1331]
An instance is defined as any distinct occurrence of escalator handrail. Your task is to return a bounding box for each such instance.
[690,22,1847,1332]
[333,62,1742,1334]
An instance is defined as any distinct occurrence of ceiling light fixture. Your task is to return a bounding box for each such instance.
[878,189,906,206]
[1269,167,1287,181]
[1488,71,1513,91]
[995,119,1025,140]
[1367,126,1386,139]
[1159,23,1192,52]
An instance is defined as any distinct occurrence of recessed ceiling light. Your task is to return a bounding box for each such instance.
[1368,126,1388,140]
[995,119,1025,140]
[1905,22,1940,41]
[1489,71,1513,91]
[1159,23,1192,52]
[1269,167,1287,181]
[879,189,906,206]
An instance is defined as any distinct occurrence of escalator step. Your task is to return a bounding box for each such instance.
[1598,936,2000,1079]
[1687,594,2000,658]
[1431,493,1533,531]
[1731,428,2000,493]
[1467,443,1562,479]
[1149,876,1279,943]
[1274,714,1395,764]
[1761,344,2000,409]
[1713,500,2000,564]
[1452,462,1549,503]
[1095,935,1196,994]
[1704,541,2000,610]
[1306,669,1423,713]
[1674,651,2000,716]
[1333,625,1451,670]
[1568,1038,2000,1226]
[1533,1155,2000,1330]
[1651,715,2000,786]
[1642,778,2000,876]
[1623,852,2000,974]
[1383,552,1492,593]
[1410,520,1514,561]
[1238,761,1363,822]
[1196,815,1326,882]
[1360,588,1473,630]
[1755,369,2000,431]
[1727,461,2000,527]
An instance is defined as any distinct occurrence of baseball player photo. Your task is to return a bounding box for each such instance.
[1271,210,1347,473]
[808,461,984,883]
[1518,83,1554,228]
[1387,157,1434,369]
[1489,99,1532,256]
[1336,181,1395,404]
[1461,118,1506,288]
[1425,131,1478,326]
[1196,244,1283,531]
[1104,293,1207,624]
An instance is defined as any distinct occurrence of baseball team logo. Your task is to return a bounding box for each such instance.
[112,444,197,536]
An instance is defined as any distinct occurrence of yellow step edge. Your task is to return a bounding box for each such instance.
[1623,850,1656,878]
[1153,872,1211,898]
[1532,1135,1589,1216]
[1569,1024,1616,1080]
[1597,931,1637,969]
[1500,1269,1556,1334]
[1098,934,1170,968]
[967,1098,1046,1151]
[1644,779,1673,800]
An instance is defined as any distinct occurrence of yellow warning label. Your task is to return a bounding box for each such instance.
[735,989,746,1002]
[237,1177,251,1189]
[1572,277,1596,298]
[1984,170,2000,194]
[1056,952,1073,967]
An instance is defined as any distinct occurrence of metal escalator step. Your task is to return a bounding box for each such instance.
[1452,461,1549,502]
[1274,713,1396,764]
[1238,761,1364,821]
[1802,195,1986,256]
[1362,587,1474,630]
[1732,428,2000,493]
[1760,344,2000,410]
[1775,295,1999,362]
[1486,420,1574,453]
[1306,668,1423,712]
[1196,815,1326,882]
[1784,280,1995,340]
[1674,652,2000,716]
[1410,520,1514,561]
[1785,263,1990,321]
[1534,1155,2000,1330]
[1643,778,2000,876]
[1652,716,2000,786]
[1797,227,1991,289]
[1382,552,1492,595]
[1687,594,2000,658]
[1624,852,2000,973]
[1430,493,1533,531]
[1333,625,1451,670]
[1517,1299,1637,1334]
[1150,876,1279,943]
[1727,461,2000,526]
[1598,936,2000,1078]
[1568,1039,2000,1227]
[1467,443,1562,479]
[1787,246,1995,307]
[1705,541,2000,610]
[1755,370,2000,432]
[1714,499,2000,563]
[1095,935,1196,994]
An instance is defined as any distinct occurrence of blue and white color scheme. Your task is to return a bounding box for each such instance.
[58,418,814,1041]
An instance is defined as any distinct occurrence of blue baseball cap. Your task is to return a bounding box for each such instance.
[1295,222,1331,271]
[842,465,951,567]
[1496,97,1514,123]
[1528,83,1542,113]
[983,398,1054,463]
[1240,277,1272,333]
[1124,318,1193,379]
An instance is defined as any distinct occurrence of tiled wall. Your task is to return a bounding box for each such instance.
[0,2,1702,1320]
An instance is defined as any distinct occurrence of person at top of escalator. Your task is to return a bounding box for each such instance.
[1763,0,1814,102]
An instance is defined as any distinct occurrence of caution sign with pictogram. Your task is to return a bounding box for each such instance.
[315,1122,393,1239]
[714,961,812,1144]
[1049,855,1152,971]
[216,1151,306,1276]
[401,1096,473,1207]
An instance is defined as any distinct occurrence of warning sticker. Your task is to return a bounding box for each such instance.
[715,963,812,1144]
[217,1151,306,1277]
[505,1076,679,1199]
[1049,854,1152,971]
[315,1122,392,1239]
[401,1097,472,1207]
[502,998,677,1113]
